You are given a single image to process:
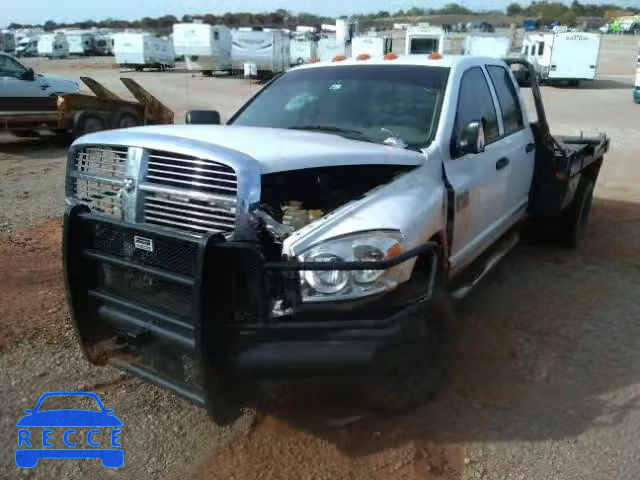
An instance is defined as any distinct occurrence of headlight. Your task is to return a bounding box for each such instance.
[299,231,405,302]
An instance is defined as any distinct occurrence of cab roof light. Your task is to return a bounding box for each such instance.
[333,55,347,62]
[429,52,443,60]
[356,53,371,61]
[384,52,399,60]
[308,57,320,63]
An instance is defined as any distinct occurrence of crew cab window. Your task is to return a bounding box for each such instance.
[230,65,449,149]
[487,65,524,135]
[0,55,27,78]
[452,67,499,157]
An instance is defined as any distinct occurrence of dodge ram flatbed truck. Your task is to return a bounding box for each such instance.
[63,56,609,422]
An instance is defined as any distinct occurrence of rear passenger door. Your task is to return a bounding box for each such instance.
[486,64,535,217]
[445,66,510,270]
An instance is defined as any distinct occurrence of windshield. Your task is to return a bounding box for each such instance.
[230,65,449,149]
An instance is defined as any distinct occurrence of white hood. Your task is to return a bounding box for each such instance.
[38,73,79,95]
[78,125,424,174]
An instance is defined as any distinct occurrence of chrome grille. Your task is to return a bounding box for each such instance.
[143,150,237,234]
[71,147,129,220]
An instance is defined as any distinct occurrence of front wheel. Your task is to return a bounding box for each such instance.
[366,289,452,414]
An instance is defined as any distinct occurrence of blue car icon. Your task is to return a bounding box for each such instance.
[16,391,123,468]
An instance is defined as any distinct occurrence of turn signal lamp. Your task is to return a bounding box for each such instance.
[429,52,443,60]
[356,53,371,61]
[384,52,399,60]
[333,55,347,62]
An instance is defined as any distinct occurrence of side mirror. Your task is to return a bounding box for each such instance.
[458,120,485,155]
[185,110,221,125]
[22,68,35,81]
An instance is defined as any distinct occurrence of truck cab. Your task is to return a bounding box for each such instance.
[63,55,608,421]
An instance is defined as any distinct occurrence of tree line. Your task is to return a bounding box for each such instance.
[7,1,639,31]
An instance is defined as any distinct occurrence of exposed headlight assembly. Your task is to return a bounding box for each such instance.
[299,231,406,302]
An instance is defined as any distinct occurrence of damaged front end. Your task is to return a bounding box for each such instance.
[64,161,440,422]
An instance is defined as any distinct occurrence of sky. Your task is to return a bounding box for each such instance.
[2,0,639,26]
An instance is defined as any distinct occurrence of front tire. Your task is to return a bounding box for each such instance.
[366,289,452,414]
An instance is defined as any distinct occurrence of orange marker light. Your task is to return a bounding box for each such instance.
[386,243,403,258]
[356,53,371,61]
[333,55,347,62]
[429,52,443,60]
[384,52,399,60]
[308,58,320,63]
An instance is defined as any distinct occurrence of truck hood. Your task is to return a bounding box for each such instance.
[38,73,79,95]
[77,125,424,174]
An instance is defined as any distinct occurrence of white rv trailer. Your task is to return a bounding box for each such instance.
[0,31,16,53]
[464,35,512,58]
[113,33,175,71]
[317,35,346,62]
[522,31,601,85]
[173,23,232,74]
[37,33,69,59]
[94,33,114,56]
[231,29,290,75]
[634,40,640,103]
[405,27,445,55]
[290,33,318,65]
[351,35,393,58]
[66,31,95,56]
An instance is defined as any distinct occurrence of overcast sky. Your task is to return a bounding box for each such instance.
[3,0,639,26]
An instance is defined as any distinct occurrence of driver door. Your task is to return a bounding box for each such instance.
[0,55,47,97]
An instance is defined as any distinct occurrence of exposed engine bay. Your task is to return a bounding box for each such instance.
[252,165,414,245]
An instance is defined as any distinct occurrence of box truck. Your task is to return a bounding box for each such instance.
[173,23,232,75]
[522,32,601,86]
[351,35,393,58]
[231,29,290,76]
[37,33,69,59]
[290,33,318,65]
[113,33,175,71]
[464,35,512,58]
[405,27,445,55]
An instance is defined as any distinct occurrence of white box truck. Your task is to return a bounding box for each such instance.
[113,33,175,71]
[351,35,393,58]
[231,29,290,76]
[290,33,318,65]
[37,33,69,59]
[66,31,95,56]
[173,23,232,75]
[405,27,445,55]
[464,35,512,58]
[317,35,346,62]
[522,32,601,86]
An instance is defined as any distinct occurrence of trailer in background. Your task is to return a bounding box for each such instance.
[113,33,175,71]
[66,31,95,56]
[522,32,601,86]
[464,35,512,58]
[317,35,346,62]
[351,35,393,58]
[405,27,445,55]
[94,33,115,56]
[0,31,16,53]
[231,29,290,76]
[0,77,173,139]
[38,33,69,59]
[290,33,318,65]
[173,23,232,75]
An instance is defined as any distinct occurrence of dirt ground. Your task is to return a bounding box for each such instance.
[1,34,639,479]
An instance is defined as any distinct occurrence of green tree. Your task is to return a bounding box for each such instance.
[506,2,523,16]
[43,20,57,31]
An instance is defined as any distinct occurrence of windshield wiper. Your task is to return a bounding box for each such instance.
[287,125,370,141]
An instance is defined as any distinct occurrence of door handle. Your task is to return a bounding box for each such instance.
[525,142,535,153]
[40,85,49,90]
[496,157,510,170]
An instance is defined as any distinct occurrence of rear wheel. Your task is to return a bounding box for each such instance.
[72,111,107,139]
[111,108,141,129]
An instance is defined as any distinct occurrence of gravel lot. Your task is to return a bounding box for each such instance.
[1,34,639,479]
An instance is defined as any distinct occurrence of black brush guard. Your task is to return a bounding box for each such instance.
[63,205,439,421]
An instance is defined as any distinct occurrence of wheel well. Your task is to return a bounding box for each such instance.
[411,231,448,280]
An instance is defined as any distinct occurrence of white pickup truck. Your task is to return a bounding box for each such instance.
[63,55,609,422]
